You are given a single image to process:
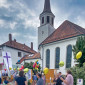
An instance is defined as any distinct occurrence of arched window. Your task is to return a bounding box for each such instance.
[46,49,50,68]
[55,47,60,68]
[47,16,50,23]
[66,45,72,68]
[42,17,44,24]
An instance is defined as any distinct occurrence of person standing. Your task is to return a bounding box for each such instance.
[60,70,73,85]
[55,74,62,85]
[37,73,43,85]
[42,73,46,85]
[15,71,27,85]
[0,71,2,84]
[33,72,37,85]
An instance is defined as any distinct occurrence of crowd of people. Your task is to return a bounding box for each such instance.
[0,70,73,85]
[32,70,74,85]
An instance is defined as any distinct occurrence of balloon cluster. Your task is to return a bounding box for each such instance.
[17,65,24,71]
[17,66,29,73]
[33,59,39,71]
[76,51,82,60]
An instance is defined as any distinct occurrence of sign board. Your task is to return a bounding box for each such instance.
[45,69,55,83]
[27,69,31,80]
[77,79,83,85]
[2,51,12,71]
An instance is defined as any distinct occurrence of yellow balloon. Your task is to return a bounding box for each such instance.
[14,68,16,71]
[24,68,29,73]
[17,68,19,71]
[35,68,38,71]
[76,51,82,60]
[37,59,39,61]
[9,67,12,70]
[59,61,64,67]
[43,68,49,75]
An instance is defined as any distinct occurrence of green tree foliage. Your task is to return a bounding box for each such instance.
[73,36,85,67]
[70,63,85,85]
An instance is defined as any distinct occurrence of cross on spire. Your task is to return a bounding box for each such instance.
[43,0,51,13]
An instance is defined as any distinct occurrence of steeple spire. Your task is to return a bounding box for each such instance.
[43,0,51,13]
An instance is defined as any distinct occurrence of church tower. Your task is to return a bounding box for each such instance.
[38,0,55,46]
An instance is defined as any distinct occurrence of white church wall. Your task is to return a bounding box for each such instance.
[38,24,48,45]
[40,37,77,74]
[2,46,30,68]
[38,24,55,46]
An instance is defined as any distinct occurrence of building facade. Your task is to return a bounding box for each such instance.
[0,34,36,68]
[38,0,85,74]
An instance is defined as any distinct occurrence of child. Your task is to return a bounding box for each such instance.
[3,77,10,85]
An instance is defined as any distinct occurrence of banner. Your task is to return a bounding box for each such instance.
[2,51,12,71]
[27,69,31,80]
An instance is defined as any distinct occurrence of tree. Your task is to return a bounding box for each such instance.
[73,36,85,67]
[70,63,85,85]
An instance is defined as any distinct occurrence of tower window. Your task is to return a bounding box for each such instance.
[42,17,44,24]
[47,16,50,23]
[52,18,54,25]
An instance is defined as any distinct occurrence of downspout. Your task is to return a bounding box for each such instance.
[42,45,44,70]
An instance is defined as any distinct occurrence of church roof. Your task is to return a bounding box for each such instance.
[16,52,41,64]
[0,41,37,54]
[40,20,85,45]
[43,0,51,13]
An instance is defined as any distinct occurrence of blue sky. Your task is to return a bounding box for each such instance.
[0,0,85,51]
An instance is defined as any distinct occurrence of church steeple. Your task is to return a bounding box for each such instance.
[40,0,55,26]
[43,0,51,13]
[38,0,55,46]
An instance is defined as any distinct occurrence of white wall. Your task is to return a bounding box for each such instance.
[2,46,30,68]
[39,37,77,74]
[38,24,55,45]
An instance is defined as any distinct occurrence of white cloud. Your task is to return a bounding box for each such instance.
[10,22,17,30]
[24,17,39,29]
[12,32,20,37]
[0,19,5,27]
[75,16,85,28]
[0,0,11,8]
[52,5,71,28]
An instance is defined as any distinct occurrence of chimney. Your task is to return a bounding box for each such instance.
[9,34,12,42]
[31,42,33,50]
[14,39,16,42]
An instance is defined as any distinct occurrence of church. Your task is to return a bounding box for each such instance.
[38,0,85,74]
[0,0,85,74]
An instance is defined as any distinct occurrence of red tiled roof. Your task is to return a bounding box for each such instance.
[41,20,85,45]
[16,52,41,64]
[0,41,36,54]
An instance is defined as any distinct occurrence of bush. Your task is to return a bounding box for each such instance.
[70,63,85,85]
